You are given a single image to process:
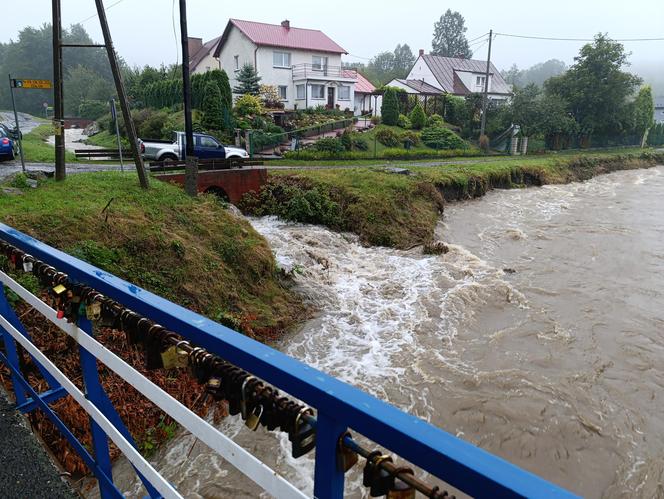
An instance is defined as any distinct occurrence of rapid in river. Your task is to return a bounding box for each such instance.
[107,165,664,498]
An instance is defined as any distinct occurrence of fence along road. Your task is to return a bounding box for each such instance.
[0,222,579,498]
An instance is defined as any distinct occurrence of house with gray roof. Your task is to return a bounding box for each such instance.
[655,97,664,124]
[389,50,512,102]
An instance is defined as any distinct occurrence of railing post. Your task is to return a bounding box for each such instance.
[77,316,164,499]
[313,412,346,499]
[0,287,27,405]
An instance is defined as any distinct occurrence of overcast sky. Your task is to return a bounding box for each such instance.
[3,0,663,72]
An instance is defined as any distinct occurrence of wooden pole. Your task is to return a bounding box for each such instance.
[52,0,66,180]
[479,29,493,138]
[94,0,149,189]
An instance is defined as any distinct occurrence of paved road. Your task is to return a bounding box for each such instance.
[0,111,42,135]
[0,389,78,498]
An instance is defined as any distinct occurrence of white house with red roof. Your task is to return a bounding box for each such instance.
[190,19,366,113]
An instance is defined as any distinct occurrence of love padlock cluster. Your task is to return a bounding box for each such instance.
[0,241,316,459]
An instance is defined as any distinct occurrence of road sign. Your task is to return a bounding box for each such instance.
[11,79,52,89]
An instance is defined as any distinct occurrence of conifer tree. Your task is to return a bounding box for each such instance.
[409,102,426,129]
[232,63,261,95]
[381,88,400,126]
[201,81,224,131]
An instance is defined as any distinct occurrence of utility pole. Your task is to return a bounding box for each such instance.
[52,0,66,181]
[94,0,149,189]
[179,0,198,197]
[479,29,493,139]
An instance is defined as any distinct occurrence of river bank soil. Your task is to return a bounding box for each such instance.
[241,150,664,248]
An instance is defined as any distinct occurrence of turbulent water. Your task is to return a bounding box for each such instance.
[108,165,664,498]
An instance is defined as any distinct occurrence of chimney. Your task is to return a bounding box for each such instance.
[419,49,425,57]
[281,20,290,29]
[188,37,203,57]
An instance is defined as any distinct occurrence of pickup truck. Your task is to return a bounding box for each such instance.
[139,131,249,162]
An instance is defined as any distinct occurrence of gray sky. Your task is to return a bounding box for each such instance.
[3,0,663,72]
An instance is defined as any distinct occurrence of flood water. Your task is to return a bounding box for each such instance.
[107,165,664,498]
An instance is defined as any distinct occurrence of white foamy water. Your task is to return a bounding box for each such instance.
[105,165,664,499]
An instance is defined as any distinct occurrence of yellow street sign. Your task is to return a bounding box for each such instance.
[12,79,52,89]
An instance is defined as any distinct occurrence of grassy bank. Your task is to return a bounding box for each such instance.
[85,129,129,149]
[242,149,664,248]
[21,124,78,163]
[0,171,305,474]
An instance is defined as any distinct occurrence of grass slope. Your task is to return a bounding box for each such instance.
[21,124,79,163]
[243,150,664,249]
[0,171,303,335]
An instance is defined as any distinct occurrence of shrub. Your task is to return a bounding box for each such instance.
[251,125,285,151]
[426,113,445,127]
[134,108,170,139]
[400,130,421,146]
[234,94,265,117]
[381,88,399,126]
[340,128,353,151]
[370,115,381,125]
[312,137,345,153]
[397,114,411,129]
[353,136,369,151]
[421,126,468,150]
[259,84,284,109]
[78,100,108,120]
[409,103,426,130]
[375,127,401,147]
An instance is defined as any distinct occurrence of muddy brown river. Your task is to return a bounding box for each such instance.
[105,165,664,498]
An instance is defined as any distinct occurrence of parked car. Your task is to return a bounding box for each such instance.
[0,126,16,161]
[139,131,249,162]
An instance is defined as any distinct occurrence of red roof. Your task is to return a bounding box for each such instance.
[343,70,375,93]
[217,19,347,55]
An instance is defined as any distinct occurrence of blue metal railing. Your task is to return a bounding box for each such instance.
[0,222,578,498]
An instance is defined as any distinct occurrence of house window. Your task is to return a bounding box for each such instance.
[296,84,305,100]
[311,84,325,99]
[312,55,328,71]
[234,55,239,70]
[278,85,288,100]
[476,76,486,88]
[205,66,211,71]
[273,51,291,68]
[338,85,350,100]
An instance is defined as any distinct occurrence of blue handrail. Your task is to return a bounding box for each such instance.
[0,222,578,498]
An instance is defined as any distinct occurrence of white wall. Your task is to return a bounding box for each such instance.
[354,93,381,116]
[385,79,418,93]
[192,52,219,75]
[212,25,357,110]
[217,26,257,90]
[256,48,350,109]
[455,70,493,94]
[406,56,441,90]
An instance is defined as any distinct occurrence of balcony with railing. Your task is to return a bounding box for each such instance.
[292,64,357,81]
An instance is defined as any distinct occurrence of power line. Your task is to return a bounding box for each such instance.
[495,32,664,42]
[75,0,126,25]
[467,32,489,43]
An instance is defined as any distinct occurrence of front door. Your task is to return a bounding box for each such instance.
[327,87,335,108]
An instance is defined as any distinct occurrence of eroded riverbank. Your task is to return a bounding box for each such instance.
[241,150,664,249]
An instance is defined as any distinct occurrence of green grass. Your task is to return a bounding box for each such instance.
[0,171,304,336]
[85,130,130,149]
[245,149,664,249]
[21,124,78,163]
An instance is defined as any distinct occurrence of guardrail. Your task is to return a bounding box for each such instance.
[0,223,578,498]
[74,148,128,160]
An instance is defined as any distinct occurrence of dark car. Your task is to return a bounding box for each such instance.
[0,126,15,161]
